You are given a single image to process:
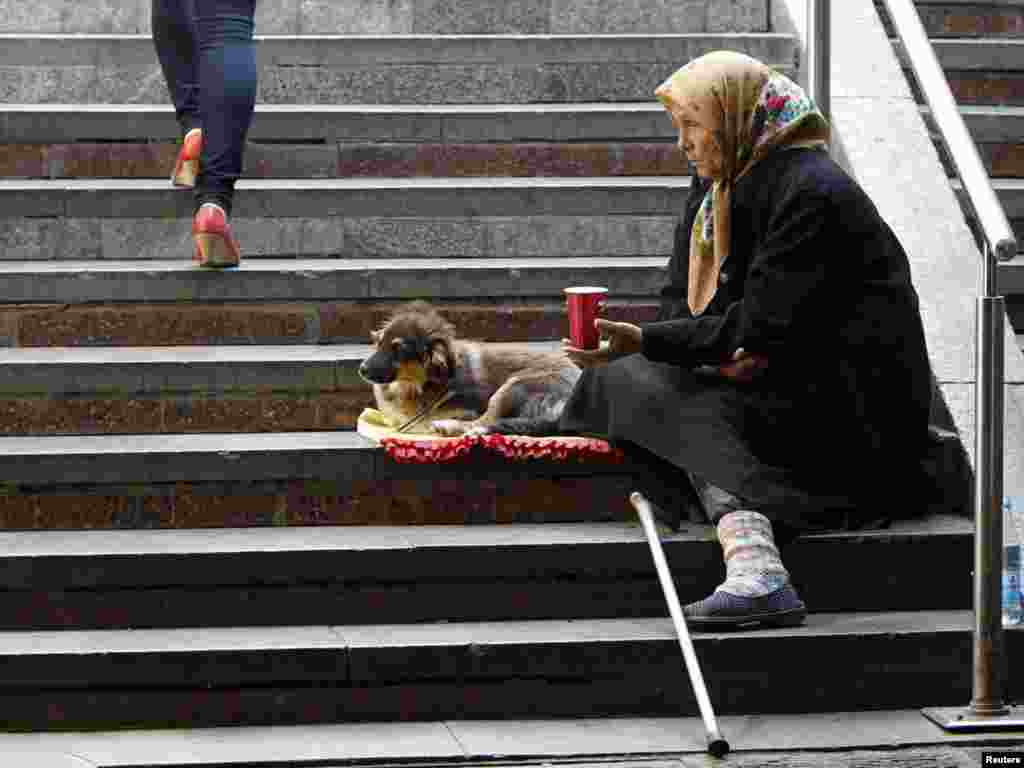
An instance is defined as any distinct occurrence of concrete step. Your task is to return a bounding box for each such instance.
[0,710,1021,767]
[0,610,1016,730]
[0,111,688,180]
[0,428,966,531]
[0,176,686,261]
[0,140,685,181]
[0,343,377,435]
[889,1,1024,39]
[0,104,684,181]
[0,176,689,218]
[0,256,667,303]
[0,216,678,261]
[913,37,1024,70]
[0,516,974,629]
[956,104,1024,144]
[0,431,643,529]
[921,5,1024,40]
[0,103,677,143]
[947,75,1024,108]
[2,0,771,35]
[997,253,1024,294]
[0,426,604,486]
[974,141,1024,178]
[932,105,1024,178]
[0,342,593,435]
[0,298,662,348]
[893,37,1024,106]
[19,102,1024,185]
[0,33,796,104]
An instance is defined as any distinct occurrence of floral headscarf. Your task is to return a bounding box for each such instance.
[655,51,831,315]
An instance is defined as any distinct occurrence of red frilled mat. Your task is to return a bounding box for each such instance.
[357,409,624,464]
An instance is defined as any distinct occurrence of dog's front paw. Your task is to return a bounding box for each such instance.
[431,419,468,437]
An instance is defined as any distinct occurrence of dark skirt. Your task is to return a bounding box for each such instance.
[556,353,943,532]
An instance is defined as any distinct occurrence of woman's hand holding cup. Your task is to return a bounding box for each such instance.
[563,319,643,368]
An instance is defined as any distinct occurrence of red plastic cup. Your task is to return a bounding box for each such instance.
[564,286,608,350]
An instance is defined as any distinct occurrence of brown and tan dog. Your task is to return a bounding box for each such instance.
[358,301,580,437]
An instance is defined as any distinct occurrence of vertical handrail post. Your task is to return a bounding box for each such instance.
[806,0,831,121]
[972,242,1008,716]
[877,0,1023,731]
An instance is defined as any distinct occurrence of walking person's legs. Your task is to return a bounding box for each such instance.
[193,0,257,217]
[191,0,257,267]
[152,0,203,186]
[154,0,257,267]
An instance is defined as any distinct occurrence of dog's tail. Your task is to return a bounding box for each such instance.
[486,416,562,437]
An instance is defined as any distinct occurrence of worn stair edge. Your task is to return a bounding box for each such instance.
[7,106,1023,183]
[979,177,1024,217]
[926,104,1024,144]
[0,258,669,304]
[893,37,1024,70]
[0,35,796,105]
[0,103,677,143]
[0,298,663,349]
[0,0,773,36]
[878,0,1024,41]
[905,0,1023,5]
[0,710,1022,768]
[0,430,639,486]
[0,611,983,684]
[0,216,680,263]
[0,33,797,66]
[0,611,1019,730]
[0,342,571,437]
[0,514,970,576]
[0,517,974,628]
[0,522,723,590]
[0,176,692,219]
[1000,255,1024,295]
[0,342,547,396]
[0,141,688,183]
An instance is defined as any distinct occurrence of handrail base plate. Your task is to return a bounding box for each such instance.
[922,706,1024,732]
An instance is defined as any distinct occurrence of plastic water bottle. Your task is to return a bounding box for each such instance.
[1004,544,1023,627]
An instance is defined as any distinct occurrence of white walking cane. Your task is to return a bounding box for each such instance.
[630,491,730,758]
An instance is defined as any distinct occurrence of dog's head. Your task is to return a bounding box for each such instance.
[358,301,457,390]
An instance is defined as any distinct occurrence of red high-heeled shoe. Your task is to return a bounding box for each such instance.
[172,128,203,188]
[192,203,241,268]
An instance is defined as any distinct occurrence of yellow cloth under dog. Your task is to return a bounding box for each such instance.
[357,408,464,445]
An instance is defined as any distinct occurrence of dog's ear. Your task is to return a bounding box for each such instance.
[425,337,453,385]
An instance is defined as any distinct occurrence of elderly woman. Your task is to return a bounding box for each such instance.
[559,51,940,629]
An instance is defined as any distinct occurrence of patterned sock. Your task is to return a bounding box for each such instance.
[715,510,790,598]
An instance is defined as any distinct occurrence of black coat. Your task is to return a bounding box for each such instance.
[558,148,947,531]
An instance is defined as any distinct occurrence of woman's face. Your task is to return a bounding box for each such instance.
[671,110,724,180]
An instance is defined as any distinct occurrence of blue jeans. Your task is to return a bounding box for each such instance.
[152,0,257,215]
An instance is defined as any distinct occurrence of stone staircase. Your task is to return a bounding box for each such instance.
[0,0,1019,762]
[879,0,1024,329]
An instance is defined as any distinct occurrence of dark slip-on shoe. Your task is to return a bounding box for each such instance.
[683,584,807,630]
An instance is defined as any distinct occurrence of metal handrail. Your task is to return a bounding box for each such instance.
[878,0,1019,728]
[884,0,1016,271]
